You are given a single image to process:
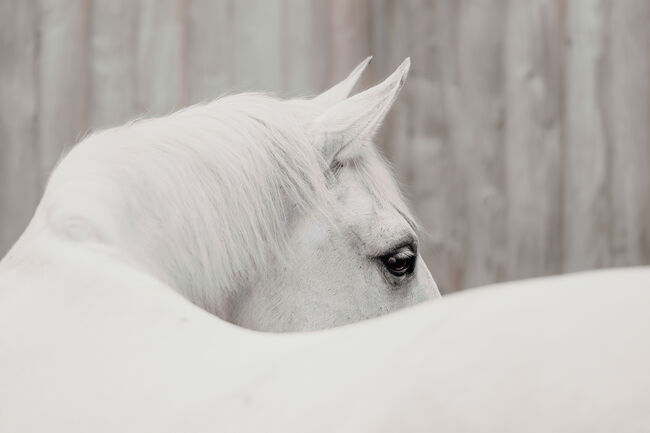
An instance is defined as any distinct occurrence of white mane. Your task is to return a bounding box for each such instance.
[26,92,413,316]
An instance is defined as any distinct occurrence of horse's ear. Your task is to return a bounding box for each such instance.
[312,56,372,107]
[311,58,410,164]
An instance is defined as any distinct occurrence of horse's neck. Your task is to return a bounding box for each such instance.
[0,231,292,379]
[25,132,244,319]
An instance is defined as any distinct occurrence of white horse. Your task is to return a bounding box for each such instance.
[0,57,438,332]
[1,57,649,431]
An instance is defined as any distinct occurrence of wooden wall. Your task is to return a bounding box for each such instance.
[1,0,649,293]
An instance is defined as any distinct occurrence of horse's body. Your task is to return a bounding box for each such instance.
[2,57,649,431]
[1,260,649,431]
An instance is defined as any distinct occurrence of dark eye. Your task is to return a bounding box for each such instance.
[382,247,416,277]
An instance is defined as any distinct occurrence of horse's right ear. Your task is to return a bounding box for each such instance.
[310,58,410,165]
[312,56,372,108]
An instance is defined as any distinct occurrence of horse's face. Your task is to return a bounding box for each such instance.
[234,163,440,332]
[232,58,440,331]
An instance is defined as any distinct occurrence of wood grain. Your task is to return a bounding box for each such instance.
[504,0,563,281]
[184,0,234,104]
[90,0,138,129]
[2,1,650,292]
[563,0,610,272]
[38,0,90,184]
[603,0,650,266]
[135,0,185,115]
[0,1,40,254]
[454,0,508,289]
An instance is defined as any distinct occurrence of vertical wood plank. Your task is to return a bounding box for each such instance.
[90,0,138,129]
[2,2,649,286]
[454,0,508,288]
[504,0,563,280]
[371,0,467,294]
[396,0,447,291]
[38,0,90,184]
[309,0,334,93]
[135,0,185,115]
[279,0,319,96]
[369,0,413,179]
[603,0,650,266]
[418,0,466,293]
[231,0,282,92]
[0,1,40,256]
[563,0,610,272]
[327,0,373,88]
[184,0,234,104]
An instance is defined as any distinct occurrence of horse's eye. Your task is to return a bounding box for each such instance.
[382,248,416,277]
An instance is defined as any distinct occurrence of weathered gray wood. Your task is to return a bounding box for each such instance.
[90,0,138,129]
[563,0,610,272]
[327,0,373,89]
[369,0,413,177]
[278,0,313,96]
[281,0,374,98]
[411,0,466,294]
[454,1,508,289]
[308,0,335,93]
[371,0,467,294]
[231,0,282,92]
[504,0,563,280]
[602,0,650,266]
[135,0,185,115]
[2,2,650,290]
[38,0,90,184]
[0,1,40,256]
[184,0,234,104]
[410,0,466,294]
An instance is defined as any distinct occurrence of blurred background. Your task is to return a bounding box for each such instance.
[1,0,649,294]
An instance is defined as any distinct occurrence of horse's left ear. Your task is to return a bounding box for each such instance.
[313,56,372,108]
[311,58,410,164]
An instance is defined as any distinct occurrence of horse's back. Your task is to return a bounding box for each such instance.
[1,262,649,432]
[214,267,650,432]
